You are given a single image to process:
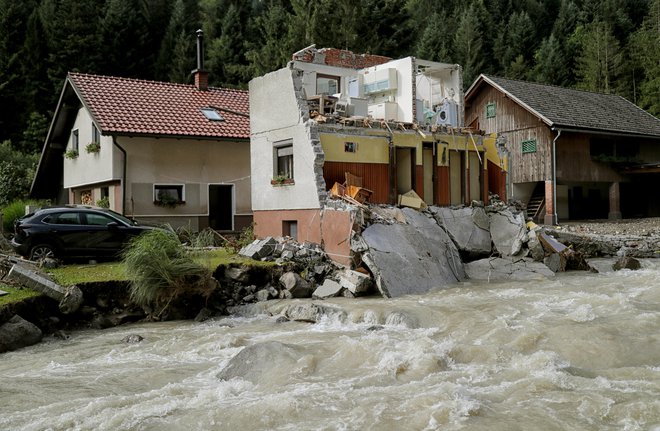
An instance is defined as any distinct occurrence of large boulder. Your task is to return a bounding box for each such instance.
[217,341,311,384]
[337,269,373,295]
[279,271,313,298]
[488,209,527,256]
[465,257,555,282]
[0,315,43,353]
[612,256,641,271]
[312,279,343,299]
[430,206,492,257]
[361,208,465,298]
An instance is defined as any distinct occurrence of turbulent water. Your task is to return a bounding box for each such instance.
[1,259,659,431]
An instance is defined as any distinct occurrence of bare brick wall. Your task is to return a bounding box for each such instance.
[297,47,391,69]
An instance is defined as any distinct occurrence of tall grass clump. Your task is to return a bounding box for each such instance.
[122,229,217,314]
[1,199,47,234]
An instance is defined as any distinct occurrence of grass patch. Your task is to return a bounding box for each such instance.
[47,262,127,286]
[44,248,274,287]
[0,283,41,307]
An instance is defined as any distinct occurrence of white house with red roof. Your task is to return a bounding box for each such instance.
[31,67,252,231]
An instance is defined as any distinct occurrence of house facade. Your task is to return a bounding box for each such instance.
[31,71,252,231]
[465,75,660,223]
[250,46,502,264]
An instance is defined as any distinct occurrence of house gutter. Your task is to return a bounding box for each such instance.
[112,137,128,216]
[550,128,562,225]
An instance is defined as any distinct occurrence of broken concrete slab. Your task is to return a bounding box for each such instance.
[398,190,427,210]
[6,263,83,313]
[337,268,373,295]
[361,208,465,298]
[430,206,492,257]
[312,279,343,299]
[239,237,277,260]
[489,209,527,256]
[465,257,555,282]
[0,289,8,297]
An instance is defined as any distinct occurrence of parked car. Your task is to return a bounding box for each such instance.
[11,206,155,261]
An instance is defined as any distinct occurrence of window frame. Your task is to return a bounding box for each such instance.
[72,129,79,152]
[92,124,100,143]
[153,184,185,204]
[486,102,496,119]
[273,140,294,181]
[316,74,340,96]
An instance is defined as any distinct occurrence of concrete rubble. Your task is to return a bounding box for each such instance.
[465,257,555,281]
[430,206,491,257]
[6,263,83,313]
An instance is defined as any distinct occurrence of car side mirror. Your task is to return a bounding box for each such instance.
[107,222,120,230]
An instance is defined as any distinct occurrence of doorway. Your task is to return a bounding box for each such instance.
[208,184,233,231]
[396,147,415,196]
[422,143,435,204]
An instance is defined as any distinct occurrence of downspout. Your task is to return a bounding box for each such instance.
[112,137,128,216]
[551,128,562,225]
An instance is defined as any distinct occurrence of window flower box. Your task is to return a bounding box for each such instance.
[64,149,79,159]
[85,141,101,154]
[271,177,294,186]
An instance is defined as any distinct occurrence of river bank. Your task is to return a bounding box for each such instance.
[2,205,659,354]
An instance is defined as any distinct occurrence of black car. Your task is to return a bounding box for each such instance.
[11,206,154,260]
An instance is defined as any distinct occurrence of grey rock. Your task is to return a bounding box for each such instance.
[543,253,563,273]
[279,272,313,298]
[217,341,307,384]
[612,256,641,271]
[284,303,347,323]
[225,266,250,283]
[430,206,492,256]
[312,279,343,299]
[0,289,7,297]
[527,230,545,261]
[195,308,214,322]
[281,250,295,260]
[465,257,555,282]
[255,289,270,302]
[0,315,43,353]
[122,334,144,344]
[361,208,465,298]
[489,209,527,256]
[385,312,418,328]
[337,269,373,295]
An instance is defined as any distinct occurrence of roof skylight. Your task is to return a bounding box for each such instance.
[201,107,224,121]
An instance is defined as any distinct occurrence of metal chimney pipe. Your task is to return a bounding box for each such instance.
[196,29,204,71]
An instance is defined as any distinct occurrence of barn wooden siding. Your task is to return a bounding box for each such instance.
[465,85,552,183]
[556,133,625,183]
[323,161,390,203]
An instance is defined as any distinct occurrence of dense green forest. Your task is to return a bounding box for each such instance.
[0,0,658,204]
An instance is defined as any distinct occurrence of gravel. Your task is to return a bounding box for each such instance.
[550,217,660,237]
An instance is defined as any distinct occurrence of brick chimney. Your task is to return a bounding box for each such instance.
[192,29,208,91]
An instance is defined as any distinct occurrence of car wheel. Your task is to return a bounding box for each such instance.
[29,244,56,261]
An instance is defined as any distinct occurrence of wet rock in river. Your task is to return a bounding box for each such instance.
[122,334,144,344]
[279,271,313,298]
[0,315,43,353]
[465,257,555,282]
[217,341,309,383]
[612,256,641,271]
[312,279,342,299]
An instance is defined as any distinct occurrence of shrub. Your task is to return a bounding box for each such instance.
[1,199,46,234]
[122,229,216,315]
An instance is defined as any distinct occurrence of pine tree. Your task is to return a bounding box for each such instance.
[99,0,149,77]
[629,0,660,115]
[245,2,292,77]
[574,20,622,93]
[415,10,453,62]
[453,5,486,87]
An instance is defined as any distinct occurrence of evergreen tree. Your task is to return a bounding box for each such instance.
[453,4,486,87]
[415,10,453,62]
[574,20,623,93]
[99,0,149,77]
[207,2,251,87]
[245,2,292,77]
[629,0,660,115]
[156,0,197,83]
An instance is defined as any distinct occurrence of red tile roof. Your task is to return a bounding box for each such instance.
[68,72,249,139]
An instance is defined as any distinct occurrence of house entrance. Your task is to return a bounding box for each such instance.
[449,150,464,205]
[396,147,415,196]
[208,184,233,231]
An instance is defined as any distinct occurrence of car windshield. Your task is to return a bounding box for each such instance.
[105,209,139,226]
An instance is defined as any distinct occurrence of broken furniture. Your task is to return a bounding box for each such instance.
[329,172,373,205]
[307,95,337,116]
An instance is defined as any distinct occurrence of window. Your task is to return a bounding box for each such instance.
[85,213,114,226]
[521,139,537,154]
[92,124,100,143]
[283,220,298,240]
[201,107,224,121]
[46,212,81,225]
[486,102,496,119]
[274,141,294,180]
[316,74,339,95]
[344,142,357,153]
[72,129,79,152]
[154,184,184,204]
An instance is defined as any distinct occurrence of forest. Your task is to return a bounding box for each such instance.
[0,0,659,205]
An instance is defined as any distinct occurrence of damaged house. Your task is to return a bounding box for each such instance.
[249,46,504,265]
[465,74,660,223]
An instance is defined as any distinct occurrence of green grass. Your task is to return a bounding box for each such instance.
[0,283,42,307]
[45,248,274,287]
